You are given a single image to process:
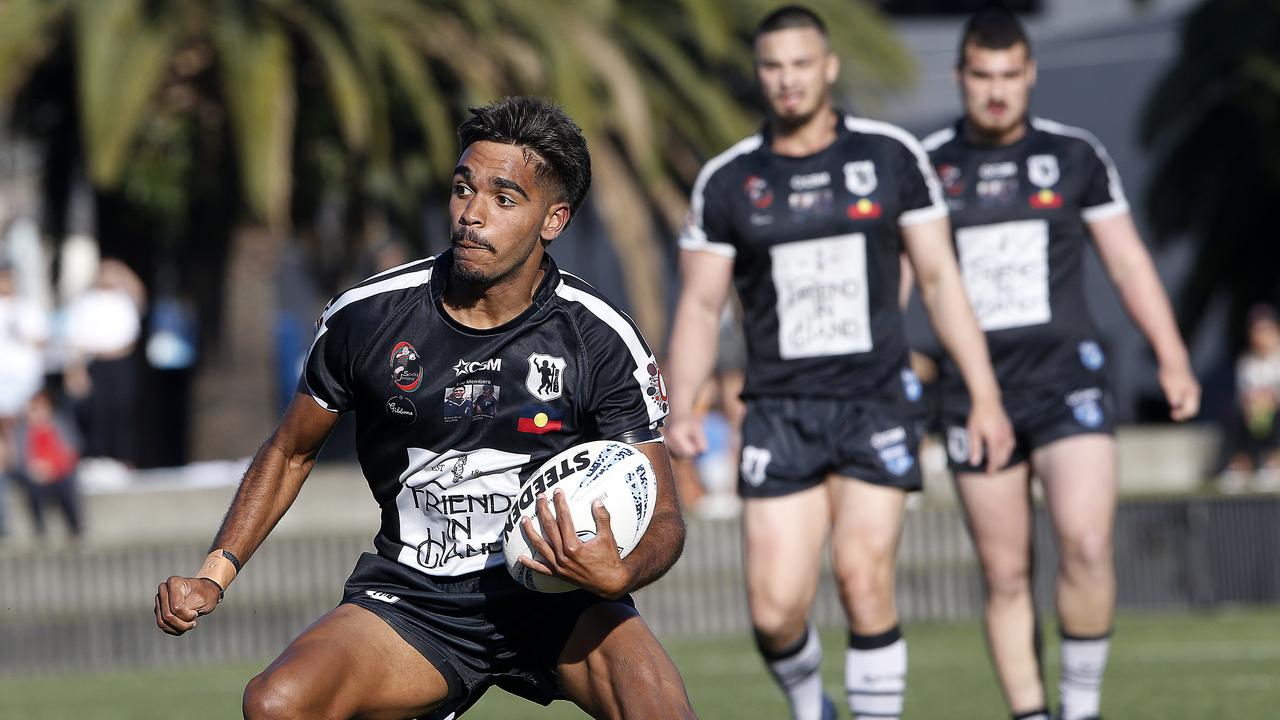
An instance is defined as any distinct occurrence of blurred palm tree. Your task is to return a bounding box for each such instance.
[1140,0,1280,350]
[0,0,913,459]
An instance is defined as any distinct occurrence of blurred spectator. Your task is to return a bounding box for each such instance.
[1217,304,1280,493]
[0,261,50,538]
[63,258,145,466]
[14,388,83,542]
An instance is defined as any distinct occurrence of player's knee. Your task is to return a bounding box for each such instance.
[833,554,893,610]
[243,669,318,720]
[983,559,1032,601]
[749,598,808,644]
[1059,530,1112,576]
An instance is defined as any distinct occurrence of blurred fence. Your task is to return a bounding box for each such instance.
[2,495,1278,676]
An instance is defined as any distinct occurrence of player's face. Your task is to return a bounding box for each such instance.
[1251,318,1280,353]
[450,141,571,286]
[755,27,838,127]
[958,43,1036,141]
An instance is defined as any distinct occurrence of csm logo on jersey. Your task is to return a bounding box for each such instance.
[527,353,566,402]
[453,357,502,376]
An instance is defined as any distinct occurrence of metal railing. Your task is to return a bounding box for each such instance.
[2,495,1276,675]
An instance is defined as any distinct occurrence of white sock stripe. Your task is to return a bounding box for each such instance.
[1059,636,1110,720]
[763,625,825,720]
[846,637,907,720]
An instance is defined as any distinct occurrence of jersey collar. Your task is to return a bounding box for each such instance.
[430,248,561,336]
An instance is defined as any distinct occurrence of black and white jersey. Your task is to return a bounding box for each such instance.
[923,117,1128,393]
[680,113,947,400]
[300,250,668,577]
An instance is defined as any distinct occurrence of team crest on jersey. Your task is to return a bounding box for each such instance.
[937,164,964,196]
[1027,154,1060,188]
[744,175,773,209]
[526,353,566,401]
[844,161,878,196]
[390,341,423,392]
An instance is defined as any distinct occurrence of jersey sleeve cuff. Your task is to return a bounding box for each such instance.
[612,427,663,445]
[898,203,948,227]
[1081,199,1130,222]
[307,392,342,413]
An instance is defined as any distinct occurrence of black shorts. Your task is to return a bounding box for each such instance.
[942,384,1115,473]
[738,396,924,497]
[341,552,635,719]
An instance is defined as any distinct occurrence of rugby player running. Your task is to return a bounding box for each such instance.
[921,11,1200,720]
[156,96,695,720]
[665,6,1013,720]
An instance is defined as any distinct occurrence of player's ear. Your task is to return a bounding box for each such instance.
[1026,57,1038,89]
[540,202,571,245]
[825,51,839,85]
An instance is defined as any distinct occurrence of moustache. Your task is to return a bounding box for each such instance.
[450,227,495,252]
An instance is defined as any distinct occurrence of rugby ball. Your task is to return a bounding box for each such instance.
[502,441,659,593]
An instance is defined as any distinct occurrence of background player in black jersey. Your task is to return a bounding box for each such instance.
[921,11,1201,720]
[155,96,695,720]
[665,7,1013,720]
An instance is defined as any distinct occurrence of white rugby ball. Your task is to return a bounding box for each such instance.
[502,440,659,593]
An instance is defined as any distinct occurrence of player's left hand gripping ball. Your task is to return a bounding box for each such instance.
[502,441,658,595]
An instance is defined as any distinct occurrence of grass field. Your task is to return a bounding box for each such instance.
[3,609,1278,719]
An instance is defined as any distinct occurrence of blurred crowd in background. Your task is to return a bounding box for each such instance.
[0,0,1278,543]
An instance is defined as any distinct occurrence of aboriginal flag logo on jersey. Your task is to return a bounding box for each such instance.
[390,341,424,392]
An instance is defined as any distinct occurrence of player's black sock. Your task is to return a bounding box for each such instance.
[756,623,826,720]
[1013,708,1051,720]
[846,625,906,719]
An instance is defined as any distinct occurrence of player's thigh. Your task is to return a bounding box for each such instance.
[743,484,830,609]
[954,463,1035,581]
[828,474,908,570]
[556,601,693,719]
[1032,434,1117,554]
[244,603,450,720]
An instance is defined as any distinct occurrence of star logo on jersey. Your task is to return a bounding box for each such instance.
[526,353,566,402]
[453,357,502,376]
[743,175,773,209]
[1027,154,1060,188]
[843,161,878,196]
[390,341,423,392]
[516,404,565,434]
[847,197,882,219]
[1029,188,1063,209]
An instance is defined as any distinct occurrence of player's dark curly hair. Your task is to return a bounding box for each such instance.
[457,96,591,222]
[958,8,1031,68]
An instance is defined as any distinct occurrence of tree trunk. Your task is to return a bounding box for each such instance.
[190,223,284,460]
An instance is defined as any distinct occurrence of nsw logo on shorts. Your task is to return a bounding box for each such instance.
[900,368,923,403]
[1066,388,1105,429]
[871,427,914,477]
[1078,341,1105,371]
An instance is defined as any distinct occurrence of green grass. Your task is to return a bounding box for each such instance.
[3,610,1278,718]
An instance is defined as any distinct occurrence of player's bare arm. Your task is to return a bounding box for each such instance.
[664,250,734,459]
[1090,211,1200,421]
[903,215,1014,471]
[154,393,339,636]
[519,441,685,600]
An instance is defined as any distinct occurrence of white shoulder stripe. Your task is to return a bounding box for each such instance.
[842,115,947,221]
[921,126,955,152]
[309,265,433,352]
[360,255,436,285]
[553,280,650,369]
[680,134,763,256]
[1030,117,1128,209]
